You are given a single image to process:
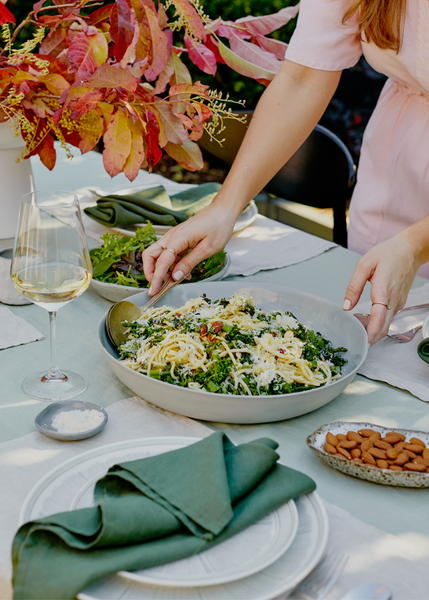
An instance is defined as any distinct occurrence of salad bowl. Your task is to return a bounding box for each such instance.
[97,282,368,423]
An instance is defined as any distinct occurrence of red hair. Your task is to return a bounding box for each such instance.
[343,0,406,52]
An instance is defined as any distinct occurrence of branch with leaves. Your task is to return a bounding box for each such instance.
[0,0,299,179]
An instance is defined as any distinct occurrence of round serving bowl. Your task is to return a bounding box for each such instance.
[98,282,367,423]
[307,421,429,488]
[98,282,368,424]
[90,253,231,302]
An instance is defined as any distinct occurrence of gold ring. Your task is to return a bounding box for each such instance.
[372,302,391,310]
[162,247,177,257]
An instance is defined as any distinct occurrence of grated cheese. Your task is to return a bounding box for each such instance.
[51,409,104,433]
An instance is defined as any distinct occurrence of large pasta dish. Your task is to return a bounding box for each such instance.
[118,294,347,396]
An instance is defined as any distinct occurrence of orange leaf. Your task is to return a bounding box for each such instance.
[79,110,104,154]
[156,102,187,145]
[103,109,132,177]
[39,74,70,96]
[124,117,145,180]
[144,6,169,82]
[66,31,108,83]
[164,139,203,171]
[86,63,137,93]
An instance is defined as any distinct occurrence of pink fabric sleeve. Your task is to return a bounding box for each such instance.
[285,0,362,71]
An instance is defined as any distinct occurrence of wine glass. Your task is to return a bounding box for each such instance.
[11,191,92,401]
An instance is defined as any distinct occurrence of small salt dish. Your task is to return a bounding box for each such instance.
[35,400,108,441]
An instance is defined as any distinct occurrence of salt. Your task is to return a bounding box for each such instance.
[51,409,104,433]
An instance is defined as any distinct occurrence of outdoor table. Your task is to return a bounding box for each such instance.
[1,147,429,598]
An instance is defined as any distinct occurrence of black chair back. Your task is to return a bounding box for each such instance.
[198,111,356,247]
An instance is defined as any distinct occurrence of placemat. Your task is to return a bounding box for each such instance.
[1,397,429,600]
[0,306,44,350]
[356,282,429,402]
[225,215,336,277]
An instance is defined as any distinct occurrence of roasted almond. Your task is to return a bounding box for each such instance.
[368,447,387,460]
[362,451,376,465]
[404,444,424,454]
[352,458,363,464]
[386,448,399,460]
[404,450,417,460]
[394,452,409,466]
[358,429,375,437]
[326,432,339,447]
[369,432,381,443]
[361,439,373,452]
[338,440,358,450]
[374,440,392,451]
[413,457,429,467]
[324,443,337,455]
[347,431,363,443]
[337,447,352,460]
[351,448,361,459]
[383,432,405,444]
[404,462,427,472]
[337,434,347,442]
[394,441,406,451]
[410,437,426,448]
[389,465,403,471]
[422,449,429,460]
[376,459,389,469]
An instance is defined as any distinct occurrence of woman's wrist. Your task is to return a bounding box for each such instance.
[399,217,429,268]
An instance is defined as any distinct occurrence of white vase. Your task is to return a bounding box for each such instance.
[0,120,35,239]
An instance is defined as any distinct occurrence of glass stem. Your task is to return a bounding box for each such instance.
[47,310,65,380]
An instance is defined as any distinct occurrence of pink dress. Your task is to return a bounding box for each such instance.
[285,0,429,277]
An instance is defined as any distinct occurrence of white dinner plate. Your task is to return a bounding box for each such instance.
[78,491,328,600]
[19,437,299,588]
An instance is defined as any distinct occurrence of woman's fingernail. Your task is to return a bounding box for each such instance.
[343,299,351,310]
[368,342,372,349]
[173,270,184,281]
[148,286,152,294]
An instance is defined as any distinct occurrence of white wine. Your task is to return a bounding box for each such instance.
[12,262,92,311]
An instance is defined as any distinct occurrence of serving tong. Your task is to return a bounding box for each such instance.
[354,302,429,342]
[106,276,180,349]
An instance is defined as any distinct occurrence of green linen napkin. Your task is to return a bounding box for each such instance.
[12,432,316,600]
[418,337,429,363]
[84,182,221,228]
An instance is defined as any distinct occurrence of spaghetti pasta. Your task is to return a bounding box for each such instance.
[119,294,348,396]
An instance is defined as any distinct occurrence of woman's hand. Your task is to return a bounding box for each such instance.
[342,233,422,345]
[143,201,236,295]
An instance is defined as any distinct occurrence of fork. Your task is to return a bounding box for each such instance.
[354,302,429,342]
[288,549,348,600]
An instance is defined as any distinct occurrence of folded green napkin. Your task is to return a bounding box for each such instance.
[418,337,429,363]
[12,432,315,600]
[84,182,221,228]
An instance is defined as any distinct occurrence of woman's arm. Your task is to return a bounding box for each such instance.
[143,59,341,294]
[343,215,429,345]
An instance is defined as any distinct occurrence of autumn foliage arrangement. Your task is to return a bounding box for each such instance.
[0,0,298,180]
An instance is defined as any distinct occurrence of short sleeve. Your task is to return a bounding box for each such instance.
[285,0,362,71]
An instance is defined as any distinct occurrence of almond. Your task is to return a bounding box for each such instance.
[324,443,337,455]
[383,432,405,444]
[337,434,347,442]
[362,451,376,465]
[394,452,409,466]
[389,465,403,471]
[386,448,399,460]
[361,439,373,452]
[404,462,426,472]
[369,432,381,443]
[376,459,389,469]
[347,431,363,443]
[337,446,352,460]
[358,429,375,437]
[351,448,361,459]
[422,449,429,460]
[374,440,392,451]
[368,447,387,460]
[404,444,424,454]
[326,432,339,447]
[338,440,358,450]
[410,437,426,448]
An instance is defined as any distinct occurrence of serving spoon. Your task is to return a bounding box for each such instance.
[106,276,180,349]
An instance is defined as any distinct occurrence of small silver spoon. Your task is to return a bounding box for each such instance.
[107,276,180,349]
[339,582,392,600]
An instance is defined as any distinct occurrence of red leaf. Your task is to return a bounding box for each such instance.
[184,35,217,76]
[103,109,132,177]
[164,139,203,171]
[87,4,114,26]
[33,0,46,19]
[66,31,108,82]
[130,0,156,22]
[70,89,104,119]
[170,0,206,41]
[110,0,135,62]
[204,34,225,65]
[218,38,277,82]
[229,33,281,71]
[252,33,289,60]
[124,117,145,180]
[0,3,15,25]
[235,4,299,36]
[153,58,175,94]
[37,133,57,170]
[169,82,209,97]
[156,102,187,145]
[144,6,169,82]
[145,109,162,169]
[86,63,137,92]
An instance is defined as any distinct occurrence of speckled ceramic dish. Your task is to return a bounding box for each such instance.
[307,421,429,488]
